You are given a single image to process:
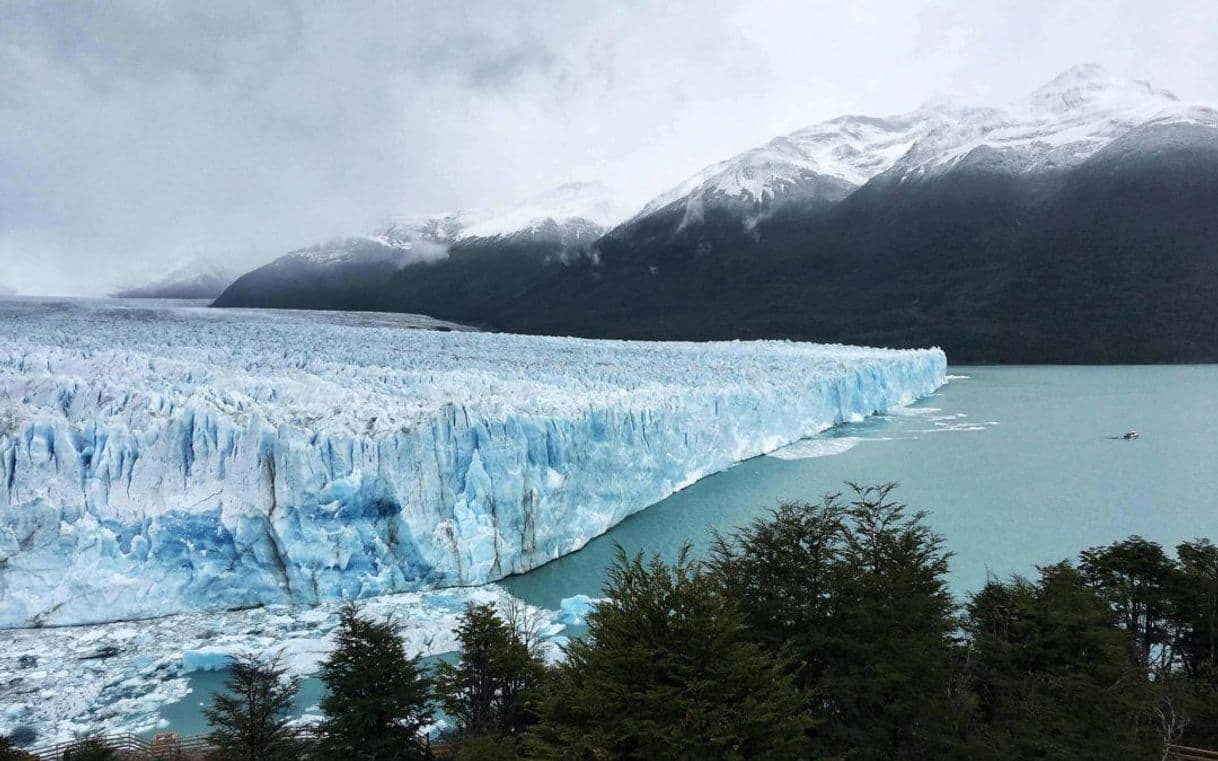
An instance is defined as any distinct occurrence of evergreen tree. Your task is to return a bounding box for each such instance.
[203,652,302,761]
[708,483,963,759]
[453,735,522,761]
[1080,536,1178,670]
[527,547,810,759]
[1174,539,1218,676]
[317,603,435,761]
[434,602,548,743]
[1171,539,1218,746]
[965,562,1158,760]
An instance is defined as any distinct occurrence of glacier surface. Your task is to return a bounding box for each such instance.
[0,297,945,628]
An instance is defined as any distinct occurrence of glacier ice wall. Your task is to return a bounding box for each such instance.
[0,298,945,627]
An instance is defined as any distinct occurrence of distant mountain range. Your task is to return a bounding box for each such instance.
[113,259,239,299]
[214,181,627,321]
[214,66,1218,362]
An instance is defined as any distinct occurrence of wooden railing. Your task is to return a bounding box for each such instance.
[1173,744,1218,761]
[26,730,455,760]
[27,732,212,760]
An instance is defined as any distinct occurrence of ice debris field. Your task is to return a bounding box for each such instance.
[0,296,944,631]
[0,296,943,741]
[0,581,593,743]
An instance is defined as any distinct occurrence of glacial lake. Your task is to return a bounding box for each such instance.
[505,364,1218,608]
[162,365,1218,734]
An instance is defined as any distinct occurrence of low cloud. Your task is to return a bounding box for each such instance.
[405,239,452,266]
[2,0,1217,295]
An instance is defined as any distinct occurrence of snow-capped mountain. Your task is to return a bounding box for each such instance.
[214,181,629,313]
[636,109,937,225]
[635,64,1212,227]
[112,258,241,299]
[310,180,629,263]
[455,181,630,240]
[886,64,1212,181]
[214,66,1218,362]
[484,65,1218,361]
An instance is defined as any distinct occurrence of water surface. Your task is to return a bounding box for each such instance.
[166,365,1218,734]
[504,365,1218,608]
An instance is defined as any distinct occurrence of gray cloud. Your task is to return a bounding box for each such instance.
[2,0,1216,295]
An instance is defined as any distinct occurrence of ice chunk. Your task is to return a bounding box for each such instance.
[0,298,946,627]
[181,647,235,673]
[556,595,601,626]
[767,437,861,460]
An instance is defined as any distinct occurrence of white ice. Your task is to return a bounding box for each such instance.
[766,437,862,461]
[0,583,560,746]
[0,297,945,628]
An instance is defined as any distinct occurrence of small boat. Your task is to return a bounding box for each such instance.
[1122,431,1139,440]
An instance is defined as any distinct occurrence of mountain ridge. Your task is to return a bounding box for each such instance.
[213,66,1218,362]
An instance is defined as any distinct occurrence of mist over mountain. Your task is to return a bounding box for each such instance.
[214,66,1218,362]
[111,259,240,299]
[214,182,627,316]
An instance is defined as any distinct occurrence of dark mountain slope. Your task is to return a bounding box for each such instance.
[485,130,1218,362]
[213,239,409,312]
[368,220,603,326]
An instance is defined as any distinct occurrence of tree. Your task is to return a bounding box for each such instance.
[317,603,435,761]
[527,547,810,759]
[203,652,302,761]
[1170,540,1218,747]
[706,490,849,695]
[965,562,1159,760]
[434,602,548,742]
[453,735,522,761]
[708,483,963,759]
[1174,539,1218,676]
[1080,536,1178,670]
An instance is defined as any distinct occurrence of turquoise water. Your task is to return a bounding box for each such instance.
[502,365,1218,608]
[163,365,1218,733]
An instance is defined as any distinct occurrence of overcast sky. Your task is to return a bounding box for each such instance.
[2,0,1216,296]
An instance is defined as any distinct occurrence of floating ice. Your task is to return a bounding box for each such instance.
[0,584,558,745]
[0,298,945,628]
[884,405,942,417]
[181,648,234,673]
[767,437,862,460]
[556,594,603,626]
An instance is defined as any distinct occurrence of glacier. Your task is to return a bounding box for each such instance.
[0,297,945,628]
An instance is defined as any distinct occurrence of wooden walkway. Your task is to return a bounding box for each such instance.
[26,732,210,759]
[24,730,458,760]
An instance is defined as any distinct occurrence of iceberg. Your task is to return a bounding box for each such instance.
[0,298,945,628]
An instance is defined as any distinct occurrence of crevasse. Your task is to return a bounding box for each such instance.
[0,299,945,628]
